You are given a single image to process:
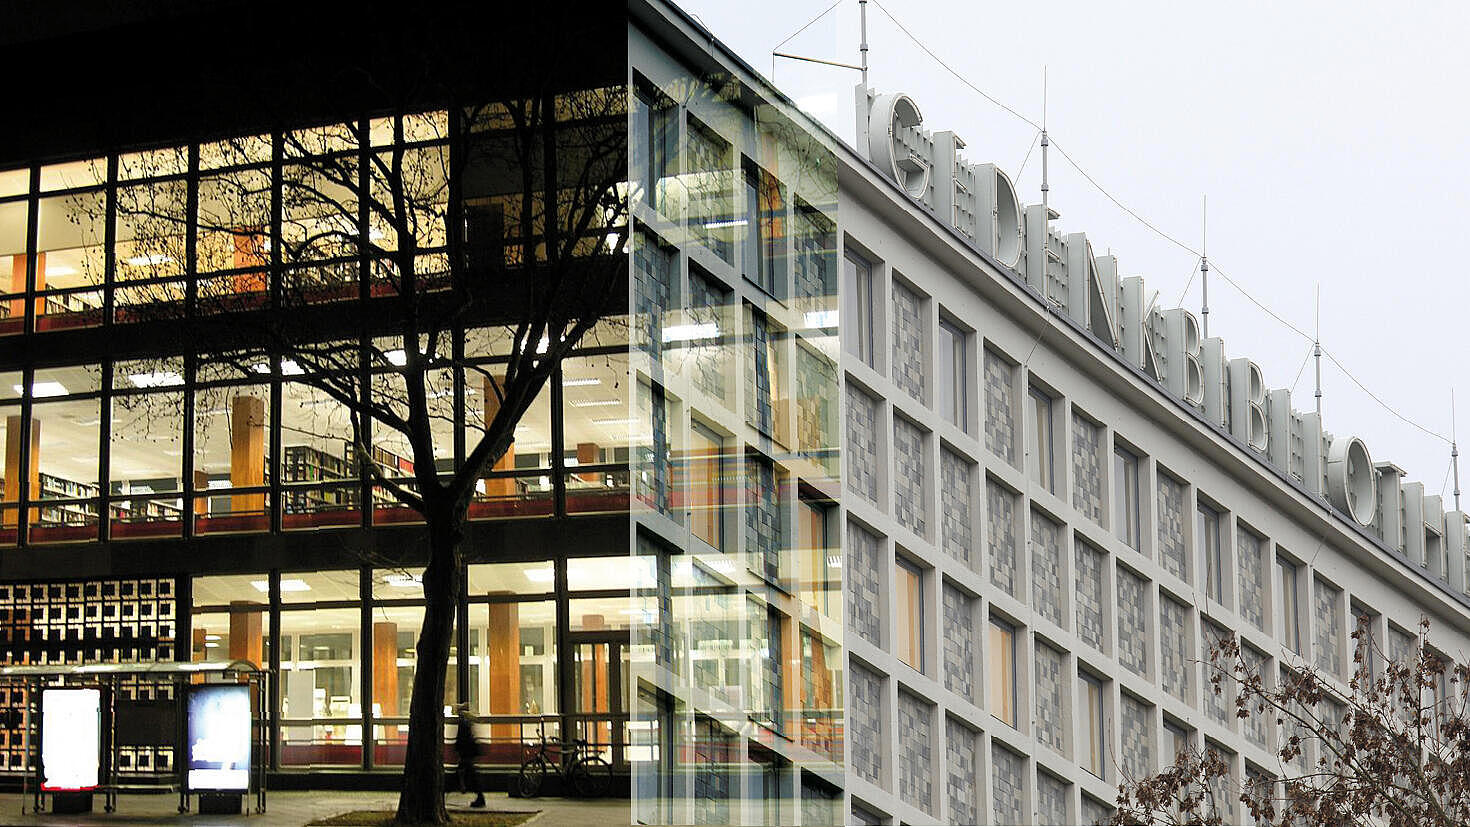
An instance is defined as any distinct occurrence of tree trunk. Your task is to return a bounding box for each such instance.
[395,510,462,825]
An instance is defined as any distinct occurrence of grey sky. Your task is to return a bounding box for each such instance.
[680,0,1470,501]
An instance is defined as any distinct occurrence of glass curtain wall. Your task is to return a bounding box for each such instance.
[629,29,841,825]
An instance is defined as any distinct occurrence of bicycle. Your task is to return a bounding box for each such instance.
[516,721,612,798]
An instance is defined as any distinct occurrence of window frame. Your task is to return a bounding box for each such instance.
[988,616,1018,728]
[1027,386,1055,494]
[1112,446,1141,550]
[937,317,967,431]
[894,556,925,673]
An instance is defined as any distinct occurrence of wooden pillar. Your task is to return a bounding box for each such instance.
[487,599,520,741]
[192,627,208,661]
[232,228,267,294]
[3,414,38,528]
[579,615,610,749]
[9,253,44,320]
[482,376,515,499]
[230,395,266,514]
[576,442,600,483]
[228,600,265,666]
[372,621,399,717]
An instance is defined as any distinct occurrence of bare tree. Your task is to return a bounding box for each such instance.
[103,82,628,822]
[1113,618,1470,826]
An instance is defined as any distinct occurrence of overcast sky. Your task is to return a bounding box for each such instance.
[680,0,1470,504]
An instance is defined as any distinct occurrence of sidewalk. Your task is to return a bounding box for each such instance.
[0,791,631,827]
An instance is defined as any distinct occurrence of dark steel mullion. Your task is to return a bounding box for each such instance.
[269,133,284,534]
[268,569,282,770]
[103,156,117,331]
[97,360,113,544]
[181,352,197,540]
[359,118,373,527]
[551,366,566,517]
[554,554,572,744]
[360,565,374,771]
[22,166,38,337]
[456,562,469,706]
[15,365,32,547]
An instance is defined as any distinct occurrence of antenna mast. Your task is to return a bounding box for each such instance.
[859,0,868,86]
[1313,286,1322,417]
[1200,195,1209,338]
[1040,68,1050,279]
[1454,390,1462,512]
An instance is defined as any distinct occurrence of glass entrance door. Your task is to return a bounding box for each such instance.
[570,631,627,766]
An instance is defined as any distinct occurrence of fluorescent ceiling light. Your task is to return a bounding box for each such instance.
[251,578,311,593]
[804,310,838,328]
[128,370,184,388]
[45,265,78,277]
[569,399,621,408]
[562,378,601,387]
[661,323,719,343]
[15,381,67,398]
[204,634,221,641]
[125,253,173,266]
[702,219,747,230]
[591,417,636,426]
[385,349,408,366]
[281,360,304,376]
[383,573,421,588]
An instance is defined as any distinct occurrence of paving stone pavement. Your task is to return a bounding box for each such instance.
[0,791,632,827]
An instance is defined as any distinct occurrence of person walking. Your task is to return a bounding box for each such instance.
[453,702,486,808]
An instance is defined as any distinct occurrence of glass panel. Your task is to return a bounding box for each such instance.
[798,499,835,619]
[190,607,271,668]
[895,560,922,671]
[988,619,1016,727]
[35,192,106,331]
[279,570,360,604]
[193,384,271,534]
[369,603,423,766]
[280,607,362,767]
[196,169,273,312]
[0,200,27,336]
[109,391,184,539]
[31,397,100,543]
[38,159,105,193]
[469,598,557,763]
[280,380,360,530]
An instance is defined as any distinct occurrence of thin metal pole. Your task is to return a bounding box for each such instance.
[1040,68,1049,275]
[859,0,869,86]
[1313,285,1322,417]
[1200,195,1209,338]
[1453,390,1461,512]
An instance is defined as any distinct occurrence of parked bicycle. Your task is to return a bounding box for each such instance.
[516,721,612,798]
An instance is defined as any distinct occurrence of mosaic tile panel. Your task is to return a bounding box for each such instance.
[987,481,1021,599]
[1203,622,1231,726]
[1117,568,1149,676]
[685,120,733,263]
[746,310,774,436]
[795,345,836,462]
[940,449,974,568]
[945,719,979,826]
[1030,510,1064,627]
[1160,595,1192,701]
[1205,749,1237,825]
[1237,529,1266,631]
[942,583,976,702]
[1314,579,1343,678]
[1037,772,1069,825]
[1158,474,1189,582]
[1121,694,1153,782]
[1245,767,1274,827]
[688,269,729,403]
[846,522,883,647]
[1034,642,1067,755]
[893,417,927,537]
[897,691,934,814]
[692,717,733,824]
[744,455,781,583]
[1082,796,1115,826]
[991,743,1026,825]
[846,384,880,503]
[1242,646,1269,748]
[892,280,925,402]
[635,383,676,521]
[1071,413,1105,525]
[793,207,833,305]
[984,349,1016,466]
[849,663,883,785]
[634,232,673,364]
[1075,540,1106,652]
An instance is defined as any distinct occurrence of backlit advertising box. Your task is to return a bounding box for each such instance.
[187,685,251,791]
[41,688,101,791]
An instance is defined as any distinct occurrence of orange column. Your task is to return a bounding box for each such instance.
[487,599,521,741]
[373,622,399,717]
[192,628,208,661]
[228,600,265,666]
[579,615,610,750]
[576,442,600,483]
[230,395,266,514]
[8,253,44,320]
[482,377,516,499]
[232,228,267,295]
[3,414,38,528]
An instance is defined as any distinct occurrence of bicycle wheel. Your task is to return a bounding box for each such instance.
[517,755,547,798]
[570,755,612,798]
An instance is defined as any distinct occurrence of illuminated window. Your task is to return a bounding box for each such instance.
[742,160,783,297]
[988,617,1017,727]
[1081,672,1106,779]
[688,422,724,549]
[895,558,924,672]
[632,81,675,213]
[799,498,834,618]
